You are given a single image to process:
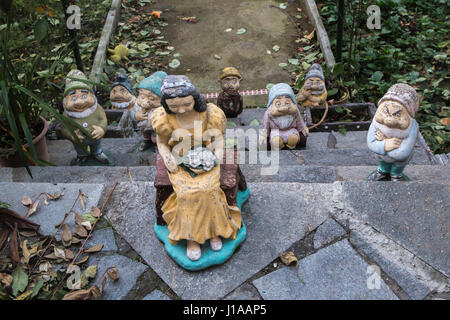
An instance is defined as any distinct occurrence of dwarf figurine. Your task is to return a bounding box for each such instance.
[110,73,136,112]
[297,63,327,108]
[259,83,309,150]
[217,67,244,118]
[61,69,110,165]
[131,71,168,151]
[367,83,420,181]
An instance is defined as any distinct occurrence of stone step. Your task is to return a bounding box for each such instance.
[3,165,447,184]
[44,137,432,167]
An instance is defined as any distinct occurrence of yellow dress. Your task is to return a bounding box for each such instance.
[150,103,242,245]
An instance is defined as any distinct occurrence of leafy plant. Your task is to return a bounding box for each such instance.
[0,5,90,175]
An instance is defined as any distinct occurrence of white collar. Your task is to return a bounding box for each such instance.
[111,96,135,109]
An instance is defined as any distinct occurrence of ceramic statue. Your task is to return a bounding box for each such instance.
[259,83,309,150]
[131,71,167,151]
[61,69,111,166]
[297,63,327,108]
[367,83,420,181]
[110,73,136,112]
[217,67,244,118]
[150,75,248,270]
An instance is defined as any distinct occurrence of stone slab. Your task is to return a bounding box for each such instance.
[86,227,118,252]
[12,166,156,183]
[350,230,432,300]
[0,183,104,239]
[104,181,333,299]
[342,181,450,277]
[291,147,431,166]
[224,283,262,300]
[142,289,171,300]
[314,218,346,249]
[89,253,148,300]
[237,109,266,126]
[240,165,336,183]
[335,165,450,182]
[253,239,398,300]
[0,168,12,182]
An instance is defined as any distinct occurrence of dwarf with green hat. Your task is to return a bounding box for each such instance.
[297,63,327,108]
[61,69,111,165]
[367,83,420,181]
[131,71,168,151]
[217,67,244,118]
[110,73,136,112]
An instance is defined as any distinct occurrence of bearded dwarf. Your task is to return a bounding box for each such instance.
[367,83,420,181]
[217,67,244,118]
[110,73,136,112]
[297,63,327,108]
[61,70,111,166]
[131,71,167,151]
[259,83,309,150]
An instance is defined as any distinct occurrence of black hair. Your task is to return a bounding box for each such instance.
[160,89,207,114]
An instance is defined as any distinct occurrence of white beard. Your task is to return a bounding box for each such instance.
[111,97,135,109]
[64,99,98,119]
[270,114,295,130]
[373,119,412,139]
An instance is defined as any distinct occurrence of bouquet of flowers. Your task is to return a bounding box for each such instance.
[177,146,218,176]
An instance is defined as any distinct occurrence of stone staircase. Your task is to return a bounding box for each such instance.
[1,108,449,300]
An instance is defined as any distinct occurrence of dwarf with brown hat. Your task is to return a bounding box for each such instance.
[217,67,244,118]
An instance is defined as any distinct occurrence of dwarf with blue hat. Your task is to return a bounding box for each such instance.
[131,71,168,151]
[297,63,327,108]
[259,83,309,150]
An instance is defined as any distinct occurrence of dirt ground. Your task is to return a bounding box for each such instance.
[150,0,308,106]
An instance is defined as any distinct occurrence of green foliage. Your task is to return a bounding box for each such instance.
[319,0,450,154]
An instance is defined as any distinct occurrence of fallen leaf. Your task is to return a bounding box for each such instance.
[21,240,31,264]
[30,278,45,298]
[74,213,86,225]
[106,267,119,281]
[297,7,302,12]
[44,198,49,206]
[10,223,20,265]
[236,28,246,35]
[90,206,102,218]
[279,3,287,9]
[44,252,58,260]
[214,54,221,60]
[12,266,28,296]
[21,196,32,206]
[38,261,51,272]
[305,28,316,40]
[82,213,97,224]
[79,191,87,211]
[89,286,102,300]
[54,247,66,259]
[280,251,298,267]
[100,277,107,291]
[19,231,37,237]
[15,290,32,300]
[71,237,81,244]
[62,224,73,247]
[272,45,280,52]
[0,273,13,287]
[84,244,103,253]
[26,200,40,218]
[46,192,63,201]
[62,289,91,300]
[169,59,181,69]
[151,11,161,19]
[225,28,232,32]
[81,265,97,288]
[81,220,92,231]
[440,118,450,126]
[64,249,74,260]
[74,255,89,265]
[75,225,88,238]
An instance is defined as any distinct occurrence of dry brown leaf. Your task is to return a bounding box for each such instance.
[46,193,63,201]
[84,244,103,253]
[21,240,31,264]
[38,261,51,272]
[44,252,58,260]
[62,289,91,300]
[89,286,102,300]
[74,213,86,226]
[106,267,119,281]
[21,196,33,206]
[74,255,89,265]
[26,200,40,218]
[71,237,81,244]
[64,249,74,260]
[440,118,450,126]
[305,28,316,40]
[75,225,88,238]
[0,273,13,287]
[297,7,302,12]
[100,277,107,292]
[44,198,49,206]
[79,191,87,211]
[280,251,298,268]
[19,231,37,237]
[9,223,20,265]
[90,206,102,218]
[62,224,73,247]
